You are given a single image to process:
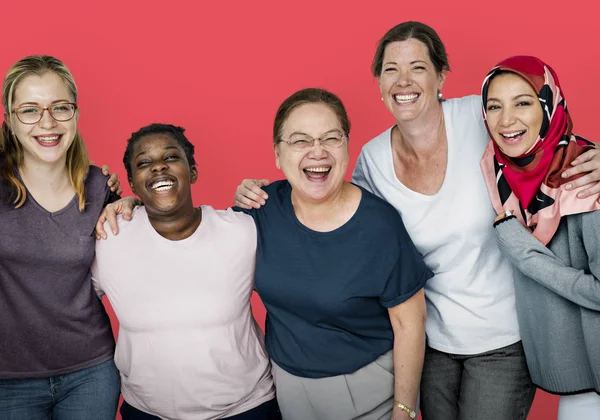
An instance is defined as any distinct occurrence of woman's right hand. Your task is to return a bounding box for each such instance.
[95,197,141,239]
[234,179,271,209]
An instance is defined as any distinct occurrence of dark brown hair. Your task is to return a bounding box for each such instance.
[273,88,350,145]
[371,21,450,78]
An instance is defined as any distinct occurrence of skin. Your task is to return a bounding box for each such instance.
[485,73,543,158]
[379,39,448,196]
[275,103,360,231]
[5,72,79,212]
[128,133,200,240]
[4,73,121,200]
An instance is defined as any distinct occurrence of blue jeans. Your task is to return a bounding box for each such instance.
[0,359,120,420]
[420,341,536,420]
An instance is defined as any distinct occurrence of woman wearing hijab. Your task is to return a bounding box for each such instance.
[482,55,600,420]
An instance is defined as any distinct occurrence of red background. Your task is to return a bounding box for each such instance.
[3,0,597,418]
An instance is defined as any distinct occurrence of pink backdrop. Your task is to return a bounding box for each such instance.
[4,0,597,418]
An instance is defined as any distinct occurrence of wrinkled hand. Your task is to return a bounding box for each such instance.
[100,165,123,196]
[95,197,141,239]
[234,179,271,209]
[561,148,600,200]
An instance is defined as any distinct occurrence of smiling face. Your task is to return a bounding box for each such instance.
[378,38,446,123]
[485,72,544,157]
[275,102,349,203]
[7,71,78,167]
[129,133,198,217]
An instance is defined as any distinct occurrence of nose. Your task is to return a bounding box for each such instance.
[38,109,57,129]
[499,107,516,126]
[307,139,327,158]
[395,69,412,87]
[150,161,168,172]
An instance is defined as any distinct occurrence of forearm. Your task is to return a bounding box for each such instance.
[495,218,600,310]
[392,327,425,419]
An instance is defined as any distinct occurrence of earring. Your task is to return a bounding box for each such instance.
[437,91,443,101]
[381,97,384,101]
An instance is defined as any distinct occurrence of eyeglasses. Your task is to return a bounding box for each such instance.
[11,102,78,125]
[279,132,347,152]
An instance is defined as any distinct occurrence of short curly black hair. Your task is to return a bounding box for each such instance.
[122,123,196,180]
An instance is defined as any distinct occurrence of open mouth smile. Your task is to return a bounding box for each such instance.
[147,177,177,192]
[34,134,62,147]
[393,93,419,104]
[303,166,331,182]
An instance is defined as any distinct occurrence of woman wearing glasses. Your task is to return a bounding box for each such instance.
[97,88,432,420]
[0,56,120,419]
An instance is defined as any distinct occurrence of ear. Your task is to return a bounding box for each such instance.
[74,106,81,122]
[438,69,448,92]
[128,179,136,195]
[190,165,198,184]
[274,143,281,170]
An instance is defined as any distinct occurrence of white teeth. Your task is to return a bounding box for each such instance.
[151,180,175,191]
[394,94,418,103]
[305,167,330,173]
[37,135,60,142]
[502,130,526,139]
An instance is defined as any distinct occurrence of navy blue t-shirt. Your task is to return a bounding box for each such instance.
[236,180,432,378]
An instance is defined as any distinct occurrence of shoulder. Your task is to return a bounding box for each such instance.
[206,205,256,229]
[262,179,291,197]
[99,206,147,244]
[202,205,257,246]
[356,186,405,230]
[444,95,483,123]
[360,126,393,157]
[445,94,481,111]
[85,165,110,197]
[576,210,600,232]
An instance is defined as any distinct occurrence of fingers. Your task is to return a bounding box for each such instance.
[101,165,111,176]
[108,174,120,192]
[242,179,269,199]
[234,193,260,209]
[255,179,271,189]
[563,161,595,179]
[106,204,120,235]
[570,148,600,167]
[116,187,123,196]
[564,149,600,178]
[95,210,108,240]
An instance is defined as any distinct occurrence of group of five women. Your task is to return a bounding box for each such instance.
[1,20,599,420]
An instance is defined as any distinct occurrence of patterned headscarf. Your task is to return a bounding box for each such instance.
[480,55,599,245]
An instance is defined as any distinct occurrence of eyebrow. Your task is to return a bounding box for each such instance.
[134,145,180,159]
[383,60,428,66]
[16,99,72,107]
[486,94,536,103]
[289,129,342,137]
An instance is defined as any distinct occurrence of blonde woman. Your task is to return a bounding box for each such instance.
[0,56,121,420]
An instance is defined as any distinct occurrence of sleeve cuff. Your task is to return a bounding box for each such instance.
[493,215,517,228]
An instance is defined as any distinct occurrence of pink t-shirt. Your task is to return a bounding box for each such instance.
[92,206,274,420]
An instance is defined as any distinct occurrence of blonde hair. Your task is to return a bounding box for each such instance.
[1,55,90,210]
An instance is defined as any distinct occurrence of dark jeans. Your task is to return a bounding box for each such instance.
[0,359,120,420]
[420,341,536,420]
[120,398,282,420]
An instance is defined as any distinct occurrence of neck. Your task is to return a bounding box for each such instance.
[393,103,445,158]
[19,157,71,191]
[291,182,349,222]
[148,205,202,241]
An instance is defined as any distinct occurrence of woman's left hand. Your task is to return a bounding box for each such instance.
[561,148,600,200]
[101,165,123,196]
